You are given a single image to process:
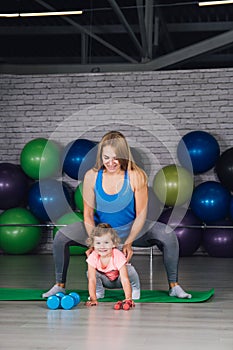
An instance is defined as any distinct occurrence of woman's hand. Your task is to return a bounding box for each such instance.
[122,243,133,262]
[85,247,94,257]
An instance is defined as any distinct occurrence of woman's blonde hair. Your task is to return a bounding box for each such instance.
[86,223,121,247]
[94,131,147,184]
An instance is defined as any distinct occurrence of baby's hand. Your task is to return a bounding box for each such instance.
[85,299,98,306]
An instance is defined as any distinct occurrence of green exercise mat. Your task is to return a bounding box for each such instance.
[0,288,214,303]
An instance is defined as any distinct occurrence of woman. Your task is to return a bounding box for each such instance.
[42,131,191,299]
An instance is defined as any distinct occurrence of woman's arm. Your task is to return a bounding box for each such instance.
[123,171,148,261]
[83,169,96,237]
[86,264,98,306]
[119,264,132,300]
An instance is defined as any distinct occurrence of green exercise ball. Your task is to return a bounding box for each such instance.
[20,138,61,179]
[0,208,42,254]
[74,182,84,212]
[153,164,194,207]
[53,211,87,255]
[74,182,96,214]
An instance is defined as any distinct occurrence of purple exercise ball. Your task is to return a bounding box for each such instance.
[203,220,233,258]
[158,207,203,256]
[0,163,29,210]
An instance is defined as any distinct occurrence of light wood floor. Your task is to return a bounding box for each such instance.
[1,253,233,350]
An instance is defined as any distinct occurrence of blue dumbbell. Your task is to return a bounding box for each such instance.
[61,292,81,310]
[69,292,81,306]
[46,292,65,310]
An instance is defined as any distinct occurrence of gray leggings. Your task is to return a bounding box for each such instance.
[90,265,141,298]
[53,220,179,285]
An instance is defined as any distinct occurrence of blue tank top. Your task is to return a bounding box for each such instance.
[94,169,136,239]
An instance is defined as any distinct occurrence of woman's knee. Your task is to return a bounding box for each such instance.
[150,223,178,244]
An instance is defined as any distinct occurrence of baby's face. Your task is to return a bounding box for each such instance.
[93,232,114,257]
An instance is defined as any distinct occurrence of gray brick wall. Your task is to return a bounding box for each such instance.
[0,68,233,254]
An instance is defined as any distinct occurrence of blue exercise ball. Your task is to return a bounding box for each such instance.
[228,196,233,221]
[177,131,220,174]
[63,139,97,180]
[158,207,203,256]
[190,181,231,223]
[203,219,233,258]
[28,179,71,222]
[0,163,29,210]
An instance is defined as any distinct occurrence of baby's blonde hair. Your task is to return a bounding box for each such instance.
[86,223,121,248]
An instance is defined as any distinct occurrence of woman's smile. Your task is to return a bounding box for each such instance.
[102,145,121,173]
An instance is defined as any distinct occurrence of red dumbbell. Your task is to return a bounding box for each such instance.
[123,300,134,311]
[114,300,123,310]
[114,300,135,311]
